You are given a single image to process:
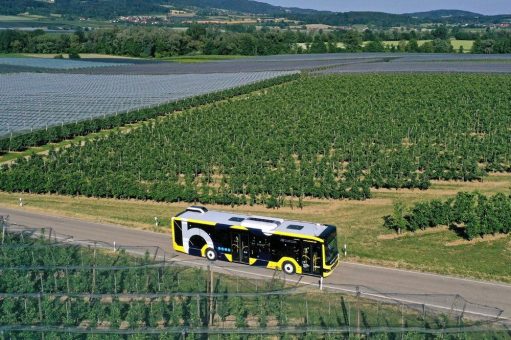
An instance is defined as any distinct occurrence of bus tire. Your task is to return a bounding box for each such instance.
[205,248,217,261]
[282,261,296,275]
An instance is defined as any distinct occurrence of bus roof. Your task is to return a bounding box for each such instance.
[176,206,332,239]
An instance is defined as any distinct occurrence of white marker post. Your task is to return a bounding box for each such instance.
[19,198,23,207]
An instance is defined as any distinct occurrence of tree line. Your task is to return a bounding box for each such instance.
[384,192,511,240]
[1,26,511,57]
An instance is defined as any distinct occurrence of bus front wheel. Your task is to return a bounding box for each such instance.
[205,248,217,261]
[282,261,296,275]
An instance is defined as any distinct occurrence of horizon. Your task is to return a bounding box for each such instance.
[262,0,511,16]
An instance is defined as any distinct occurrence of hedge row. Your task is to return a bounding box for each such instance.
[0,73,300,153]
[384,192,511,239]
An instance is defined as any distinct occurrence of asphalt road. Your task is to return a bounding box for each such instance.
[1,206,510,321]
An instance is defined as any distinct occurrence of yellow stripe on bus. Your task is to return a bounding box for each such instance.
[272,231,323,243]
[230,225,248,231]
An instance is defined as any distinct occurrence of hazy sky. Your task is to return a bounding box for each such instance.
[263,0,511,15]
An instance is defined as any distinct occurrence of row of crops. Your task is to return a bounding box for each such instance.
[1,74,510,203]
[0,228,500,338]
[0,73,299,151]
[0,71,297,139]
[384,192,511,239]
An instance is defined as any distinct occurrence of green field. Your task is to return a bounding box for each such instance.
[1,73,510,282]
[382,39,474,52]
[2,74,510,202]
[3,230,496,337]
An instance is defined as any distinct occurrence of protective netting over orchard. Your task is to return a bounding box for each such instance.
[0,220,507,338]
[0,71,296,136]
[0,57,128,70]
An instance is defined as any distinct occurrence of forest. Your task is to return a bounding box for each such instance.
[1,26,511,57]
[0,229,477,338]
[1,74,510,206]
[384,192,511,240]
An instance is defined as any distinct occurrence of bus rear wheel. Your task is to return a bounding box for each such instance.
[282,261,296,275]
[205,248,217,261]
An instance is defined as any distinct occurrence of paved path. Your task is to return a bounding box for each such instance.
[1,206,510,321]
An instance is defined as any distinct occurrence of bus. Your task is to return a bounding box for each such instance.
[171,206,339,277]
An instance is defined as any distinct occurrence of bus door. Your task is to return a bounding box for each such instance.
[302,241,322,276]
[231,231,249,264]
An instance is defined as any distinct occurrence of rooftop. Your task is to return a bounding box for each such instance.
[176,206,330,238]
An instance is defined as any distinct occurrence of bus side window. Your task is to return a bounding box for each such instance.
[173,220,183,246]
[271,237,300,263]
[213,231,230,251]
[250,234,270,260]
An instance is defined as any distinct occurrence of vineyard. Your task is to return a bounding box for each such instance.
[384,192,511,239]
[0,71,296,141]
[0,226,505,338]
[0,73,299,151]
[1,74,510,204]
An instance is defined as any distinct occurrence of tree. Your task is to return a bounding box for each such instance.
[384,201,408,233]
[363,40,385,52]
[432,25,449,40]
[342,30,362,52]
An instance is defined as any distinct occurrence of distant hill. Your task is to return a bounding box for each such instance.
[407,9,483,19]
[0,0,509,26]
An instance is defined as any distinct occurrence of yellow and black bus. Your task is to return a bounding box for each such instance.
[171,206,339,277]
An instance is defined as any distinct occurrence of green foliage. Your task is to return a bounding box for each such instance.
[383,191,511,240]
[0,74,299,152]
[383,201,407,233]
[2,74,510,205]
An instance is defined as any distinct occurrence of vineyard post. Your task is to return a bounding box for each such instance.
[305,299,309,325]
[401,302,405,338]
[66,268,70,294]
[356,286,361,335]
[38,293,43,322]
[1,216,5,245]
[92,242,97,294]
[347,299,351,337]
[422,304,426,329]
[208,263,214,326]
[377,301,381,327]
[196,294,200,324]
[459,301,466,327]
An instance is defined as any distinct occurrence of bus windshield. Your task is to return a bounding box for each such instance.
[325,230,339,264]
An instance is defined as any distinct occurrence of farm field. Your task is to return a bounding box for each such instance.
[0,57,130,69]
[1,73,510,282]
[0,70,295,137]
[1,229,500,337]
[2,74,509,200]
[382,39,474,51]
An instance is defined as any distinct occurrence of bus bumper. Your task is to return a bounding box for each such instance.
[322,256,339,278]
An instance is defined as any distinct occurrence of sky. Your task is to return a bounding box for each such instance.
[262,0,511,15]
